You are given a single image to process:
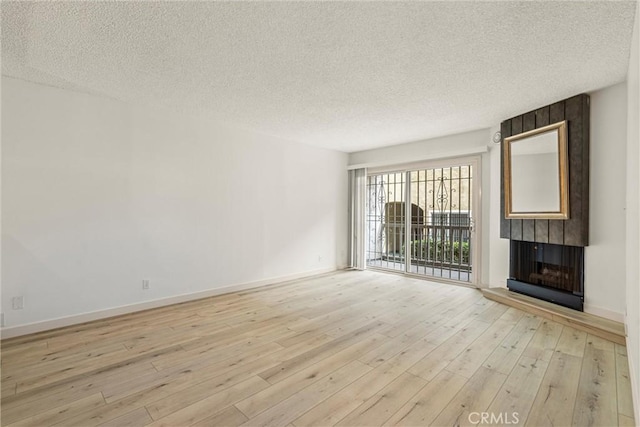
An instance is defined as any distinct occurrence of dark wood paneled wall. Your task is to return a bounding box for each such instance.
[500,94,590,247]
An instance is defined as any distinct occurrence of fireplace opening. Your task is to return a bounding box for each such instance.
[508,241,584,311]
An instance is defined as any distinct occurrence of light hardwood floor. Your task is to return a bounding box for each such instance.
[0,270,635,426]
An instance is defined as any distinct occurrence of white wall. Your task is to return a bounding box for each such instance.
[347,128,499,287]
[584,82,628,321]
[347,83,631,323]
[487,126,510,288]
[489,85,631,310]
[625,3,640,421]
[1,77,348,336]
[349,129,490,169]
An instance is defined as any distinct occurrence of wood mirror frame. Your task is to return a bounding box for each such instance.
[503,120,569,219]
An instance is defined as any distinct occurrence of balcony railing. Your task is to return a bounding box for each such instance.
[380,223,471,271]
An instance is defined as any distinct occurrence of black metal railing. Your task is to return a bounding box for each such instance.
[382,224,472,271]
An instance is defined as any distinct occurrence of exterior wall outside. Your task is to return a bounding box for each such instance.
[374,169,472,218]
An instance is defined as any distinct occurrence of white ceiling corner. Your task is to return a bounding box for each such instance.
[1,1,637,152]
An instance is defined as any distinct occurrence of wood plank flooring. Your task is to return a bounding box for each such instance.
[481,287,626,345]
[0,270,635,426]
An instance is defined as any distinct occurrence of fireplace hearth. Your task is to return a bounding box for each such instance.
[507,240,584,311]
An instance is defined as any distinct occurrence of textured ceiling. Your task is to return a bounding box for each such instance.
[2,1,637,152]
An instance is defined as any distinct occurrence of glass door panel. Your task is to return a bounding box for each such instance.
[365,161,476,284]
[410,165,473,283]
[366,172,406,272]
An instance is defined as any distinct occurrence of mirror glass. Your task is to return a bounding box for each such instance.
[504,121,569,219]
[510,132,559,212]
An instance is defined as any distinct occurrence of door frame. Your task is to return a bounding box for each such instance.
[366,155,482,287]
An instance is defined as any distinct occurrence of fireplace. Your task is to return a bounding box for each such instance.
[500,94,590,312]
[507,241,584,311]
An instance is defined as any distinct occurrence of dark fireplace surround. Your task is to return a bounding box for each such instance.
[500,94,589,311]
[508,241,584,310]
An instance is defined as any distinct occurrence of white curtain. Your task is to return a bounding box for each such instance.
[348,168,367,269]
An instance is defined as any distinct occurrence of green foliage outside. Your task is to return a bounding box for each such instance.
[403,239,470,264]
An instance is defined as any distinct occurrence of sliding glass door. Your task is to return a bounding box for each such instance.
[365,158,479,285]
[366,171,406,272]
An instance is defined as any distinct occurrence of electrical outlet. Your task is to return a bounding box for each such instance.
[12,296,24,310]
[142,279,150,290]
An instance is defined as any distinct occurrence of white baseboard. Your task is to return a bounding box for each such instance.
[484,281,508,290]
[583,302,625,323]
[0,267,339,339]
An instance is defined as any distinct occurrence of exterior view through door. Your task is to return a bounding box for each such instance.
[366,162,476,284]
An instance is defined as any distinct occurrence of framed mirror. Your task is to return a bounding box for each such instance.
[504,120,569,219]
